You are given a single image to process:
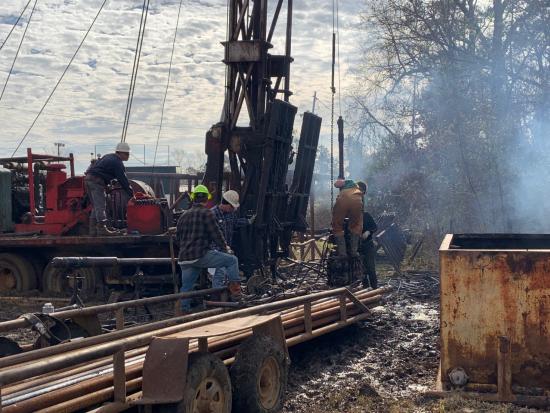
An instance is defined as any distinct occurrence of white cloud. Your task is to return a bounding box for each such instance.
[0,0,363,172]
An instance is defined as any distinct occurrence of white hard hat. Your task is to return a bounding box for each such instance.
[115,142,131,153]
[222,190,240,209]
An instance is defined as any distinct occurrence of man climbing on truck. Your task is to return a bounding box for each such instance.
[176,185,241,311]
[84,142,133,236]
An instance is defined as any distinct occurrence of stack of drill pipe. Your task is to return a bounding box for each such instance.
[1,287,386,412]
[0,287,388,413]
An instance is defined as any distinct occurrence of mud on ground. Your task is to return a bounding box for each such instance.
[283,269,544,413]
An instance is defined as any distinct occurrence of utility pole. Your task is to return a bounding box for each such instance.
[312,91,317,114]
[54,142,65,156]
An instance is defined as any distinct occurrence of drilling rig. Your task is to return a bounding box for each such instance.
[203,0,322,277]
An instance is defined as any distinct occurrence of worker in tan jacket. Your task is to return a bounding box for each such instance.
[332,179,364,256]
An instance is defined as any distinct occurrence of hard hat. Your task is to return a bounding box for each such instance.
[222,190,240,209]
[191,184,212,201]
[115,142,131,153]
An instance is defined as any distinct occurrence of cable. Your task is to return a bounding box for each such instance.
[330,0,336,207]
[10,0,109,157]
[152,0,184,170]
[336,0,342,116]
[121,0,150,143]
[0,0,33,53]
[0,104,208,131]
[0,0,38,103]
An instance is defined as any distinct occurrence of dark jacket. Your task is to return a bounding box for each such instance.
[86,154,132,195]
[176,204,229,261]
[361,211,378,242]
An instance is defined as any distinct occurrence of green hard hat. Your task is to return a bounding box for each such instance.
[191,184,212,200]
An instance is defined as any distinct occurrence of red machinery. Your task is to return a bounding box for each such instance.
[126,192,169,235]
[6,149,89,236]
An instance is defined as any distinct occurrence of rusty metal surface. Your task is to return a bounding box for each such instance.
[167,314,281,339]
[137,336,189,404]
[440,234,550,390]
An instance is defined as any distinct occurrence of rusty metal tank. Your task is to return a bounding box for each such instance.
[439,234,550,391]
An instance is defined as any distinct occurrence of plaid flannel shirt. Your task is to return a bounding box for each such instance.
[176,204,228,261]
[210,205,249,250]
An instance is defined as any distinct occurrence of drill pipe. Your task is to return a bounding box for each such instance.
[0,287,372,377]
[1,288,388,412]
[2,287,384,397]
[2,288,384,396]
[0,288,226,334]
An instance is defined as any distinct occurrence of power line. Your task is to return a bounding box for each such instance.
[0,104,207,131]
[0,0,38,103]
[153,0,184,170]
[121,0,150,143]
[0,0,33,53]
[10,0,109,157]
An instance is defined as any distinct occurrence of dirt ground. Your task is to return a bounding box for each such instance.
[0,266,547,413]
[283,268,547,413]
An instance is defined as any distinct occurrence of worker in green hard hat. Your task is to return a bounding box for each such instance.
[175,184,240,311]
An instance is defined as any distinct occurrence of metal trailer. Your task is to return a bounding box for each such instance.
[0,287,387,413]
[429,234,550,409]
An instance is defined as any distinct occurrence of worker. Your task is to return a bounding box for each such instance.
[210,190,252,293]
[357,181,378,288]
[332,178,364,256]
[85,142,133,236]
[176,185,240,311]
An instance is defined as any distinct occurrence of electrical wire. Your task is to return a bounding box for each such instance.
[121,0,150,143]
[336,0,342,116]
[0,0,38,103]
[10,0,109,157]
[152,0,184,170]
[0,0,32,53]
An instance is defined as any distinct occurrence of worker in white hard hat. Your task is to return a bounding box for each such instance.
[209,190,253,296]
[85,142,133,236]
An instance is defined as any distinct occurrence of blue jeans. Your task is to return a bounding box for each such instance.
[179,250,239,311]
[212,267,241,289]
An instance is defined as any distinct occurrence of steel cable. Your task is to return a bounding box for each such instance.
[10,0,109,157]
[0,0,38,103]
[152,0,184,170]
[0,0,33,53]
[121,0,150,143]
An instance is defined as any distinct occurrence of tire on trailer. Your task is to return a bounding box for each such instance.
[230,334,289,413]
[159,352,232,413]
[0,253,37,292]
[42,261,100,297]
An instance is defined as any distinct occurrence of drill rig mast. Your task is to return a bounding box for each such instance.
[204,0,321,275]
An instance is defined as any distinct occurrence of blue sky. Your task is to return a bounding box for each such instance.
[0,0,364,172]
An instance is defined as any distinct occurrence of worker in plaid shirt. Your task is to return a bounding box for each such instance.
[176,185,240,311]
[209,190,251,290]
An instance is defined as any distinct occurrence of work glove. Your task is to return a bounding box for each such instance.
[226,248,234,255]
[361,230,371,240]
[248,214,256,225]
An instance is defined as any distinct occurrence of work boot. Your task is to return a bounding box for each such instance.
[335,236,347,256]
[88,217,97,236]
[96,221,119,236]
[228,282,242,302]
[349,234,360,257]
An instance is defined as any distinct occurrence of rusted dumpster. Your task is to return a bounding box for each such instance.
[438,234,550,406]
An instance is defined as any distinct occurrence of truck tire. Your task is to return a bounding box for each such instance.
[42,261,100,297]
[160,352,232,413]
[230,335,289,413]
[0,253,37,291]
